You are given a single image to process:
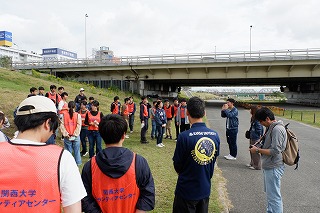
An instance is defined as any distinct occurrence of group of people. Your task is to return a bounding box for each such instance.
[0,94,222,213]
[221,98,288,213]
[0,88,288,212]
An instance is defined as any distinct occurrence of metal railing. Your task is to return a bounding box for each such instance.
[11,48,320,70]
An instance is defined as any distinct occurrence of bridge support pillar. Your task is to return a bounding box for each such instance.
[138,80,178,98]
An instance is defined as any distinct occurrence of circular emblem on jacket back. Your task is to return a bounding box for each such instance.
[191,137,216,165]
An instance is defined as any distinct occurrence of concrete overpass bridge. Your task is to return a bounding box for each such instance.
[12,48,320,106]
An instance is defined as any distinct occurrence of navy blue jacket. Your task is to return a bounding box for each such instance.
[81,147,155,212]
[250,120,264,141]
[221,107,239,130]
[173,122,220,200]
[154,108,167,126]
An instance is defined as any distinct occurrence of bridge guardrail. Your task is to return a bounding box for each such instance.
[12,48,320,70]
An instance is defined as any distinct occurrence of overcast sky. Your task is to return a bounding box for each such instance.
[1,0,320,58]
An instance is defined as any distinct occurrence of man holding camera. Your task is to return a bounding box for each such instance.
[250,107,287,213]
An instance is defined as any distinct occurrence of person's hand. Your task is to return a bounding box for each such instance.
[222,104,228,110]
[249,145,258,154]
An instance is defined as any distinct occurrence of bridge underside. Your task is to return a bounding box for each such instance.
[34,59,320,106]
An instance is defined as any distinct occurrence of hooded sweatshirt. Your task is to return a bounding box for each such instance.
[81,147,155,212]
[261,120,287,169]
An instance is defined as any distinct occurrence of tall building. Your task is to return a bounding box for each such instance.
[0,30,42,62]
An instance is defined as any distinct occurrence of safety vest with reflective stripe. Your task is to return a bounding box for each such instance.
[91,153,140,213]
[0,142,63,212]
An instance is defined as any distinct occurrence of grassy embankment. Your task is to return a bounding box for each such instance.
[0,68,226,212]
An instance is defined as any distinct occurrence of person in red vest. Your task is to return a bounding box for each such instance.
[121,97,130,139]
[58,92,69,116]
[60,101,82,166]
[172,98,180,141]
[81,114,155,213]
[0,96,86,212]
[111,96,121,115]
[45,84,61,109]
[79,101,89,156]
[164,99,174,140]
[127,96,136,133]
[176,98,190,136]
[85,100,104,158]
[140,96,149,144]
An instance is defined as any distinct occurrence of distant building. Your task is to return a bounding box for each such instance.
[0,46,42,62]
[0,30,42,62]
[93,46,114,60]
[42,48,77,61]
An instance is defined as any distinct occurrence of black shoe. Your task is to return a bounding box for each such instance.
[151,136,155,140]
[165,135,169,139]
[170,136,172,139]
[141,140,149,144]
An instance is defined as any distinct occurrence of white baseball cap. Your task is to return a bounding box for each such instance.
[16,96,57,116]
[80,88,85,92]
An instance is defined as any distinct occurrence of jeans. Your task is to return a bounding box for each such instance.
[80,128,88,153]
[226,128,238,157]
[129,114,135,131]
[64,136,82,165]
[156,125,163,145]
[151,119,156,138]
[88,130,102,158]
[263,165,285,213]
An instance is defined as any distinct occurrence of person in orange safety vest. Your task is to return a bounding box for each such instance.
[0,96,86,213]
[81,114,155,213]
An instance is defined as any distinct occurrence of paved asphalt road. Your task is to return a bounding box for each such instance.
[206,101,320,213]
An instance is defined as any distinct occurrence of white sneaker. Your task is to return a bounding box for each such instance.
[160,143,165,147]
[156,144,163,148]
[130,131,133,133]
[224,154,236,160]
[125,135,129,139]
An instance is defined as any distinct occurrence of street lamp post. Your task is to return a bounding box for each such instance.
[250,25,252,58]
[85,14,88,59]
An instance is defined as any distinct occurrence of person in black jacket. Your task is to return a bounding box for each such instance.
[81,114,155,213]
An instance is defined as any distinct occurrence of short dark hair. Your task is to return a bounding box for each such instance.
[180,98,187,103]
[14,108,59,132]
[81,100,87,106]
[187,97,205,118]
[30,87,37,93]
[156,101,162,108]
[92,100,99,107]
[255,107,275,121]
[227,98,236,103]
[38,86,45,90]
[89,97,94,101]
[141,95,147,100]
[124,97,130,102]
[99,114,128,144]
[50,85,57,90]
[60,92,68,98]
[114,96,119,101]
[58,86,64,90]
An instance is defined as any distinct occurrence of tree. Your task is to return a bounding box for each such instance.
[0,56,12,69]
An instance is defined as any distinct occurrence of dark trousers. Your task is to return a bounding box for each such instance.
[80,128,88,153]
[156,125,163,145]
[175,120,180,139]
[180,118,190,133]
[129,114,134,131]
[226,128,238,157]
[140,117,149,141]
[173,194,209,213]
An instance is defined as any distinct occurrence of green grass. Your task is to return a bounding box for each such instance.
[274,110,320,128]
[0,68,225,212]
